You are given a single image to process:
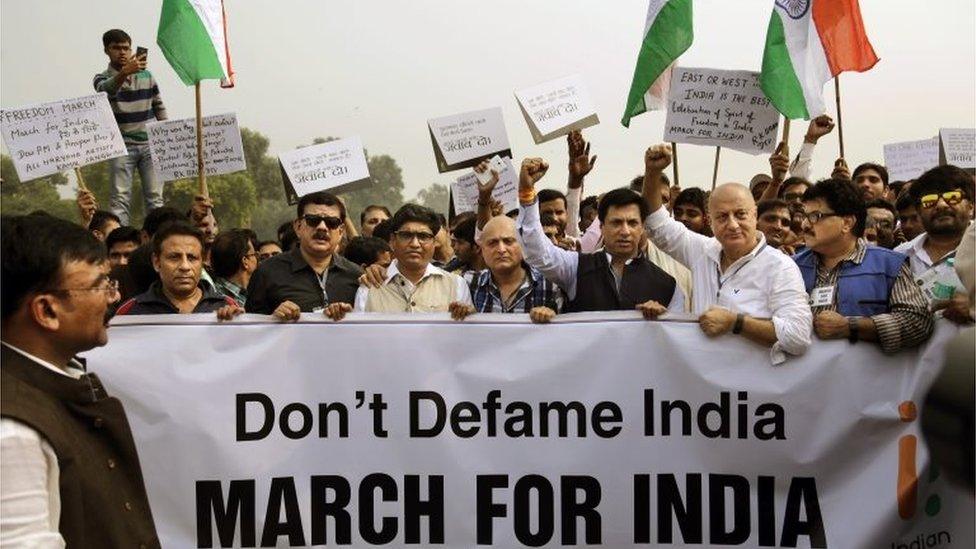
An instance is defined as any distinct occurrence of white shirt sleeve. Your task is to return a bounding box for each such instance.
[454,275,473,306]
[667,283,686,314]
[0,419,65,548]
[644,207,712,270]
[788,141,816,181]
[767,258,814,364]
[565,187,582,239]
[517,201,581,301]
[353,286,369,312]
[579,217,603,254]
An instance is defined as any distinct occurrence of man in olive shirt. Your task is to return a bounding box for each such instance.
[246,192,362,320]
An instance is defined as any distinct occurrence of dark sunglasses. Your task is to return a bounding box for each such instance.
[303,214,343,230]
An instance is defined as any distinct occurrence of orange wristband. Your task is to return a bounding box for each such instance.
[519,189,537,204]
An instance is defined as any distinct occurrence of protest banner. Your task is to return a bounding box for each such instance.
[87,314,974,548]
[428,107,511,173]
[147,113,246,182]
[883,137,940,182]
[664,67,780,155]
[515,74,600,144]
[451,155,519,214]
[0,93,127,182]
[278,137,371,205]
[939,128,976,169]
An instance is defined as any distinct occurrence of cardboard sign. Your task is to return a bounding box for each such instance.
[428,107,511,173]
[451,155,519,214]
[663,67,780,155]
[278,137,371,205]
[515,74,599,144]
[939,128,975,169]
[883,137,940,182]
[0,93,127,181]
[147,113,246,181]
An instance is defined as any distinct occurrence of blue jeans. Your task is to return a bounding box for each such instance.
[110,143,163,225]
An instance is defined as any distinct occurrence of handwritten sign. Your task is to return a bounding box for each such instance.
[0,93,127,181]
[451,155,519,215]
[939,128,975,169]
[146,113,246,181]
[883,137,940,182]
[515,74,599,144]
[428,107,511,173]
[663,67,780,155]
[278,137,371,205]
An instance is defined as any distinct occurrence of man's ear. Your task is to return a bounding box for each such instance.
[151,253,161,273]
[29,294,61,332]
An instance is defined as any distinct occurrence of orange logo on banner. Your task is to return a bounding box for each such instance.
[897,400,942,520]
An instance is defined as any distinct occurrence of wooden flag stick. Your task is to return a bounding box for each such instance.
[782,117,792,147]
[834,76,846,159]
[73,167,88,192]
[670,142,679,188]
[195,82,208,198]
[711,146,721,190]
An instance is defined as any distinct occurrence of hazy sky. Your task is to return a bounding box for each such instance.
[2,0,975,200]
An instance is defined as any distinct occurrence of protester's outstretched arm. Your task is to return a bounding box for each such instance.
[474,160,500,231]
[640,145,709,269]
[517,158,579,297]
[641,144,671,214]
[565,131,596,239]
[788,115,834,180]
[760,142,790,201]
[76,189,97,228]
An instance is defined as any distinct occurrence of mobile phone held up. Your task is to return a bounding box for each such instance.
[136,46,148,61]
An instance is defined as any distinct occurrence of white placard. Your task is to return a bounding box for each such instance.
[278,137,371,204]
[428,107,511,173]
[451,155,519,214]
[86,315,974,548]
[883,137,940,182]
[147,113,246,181]
[939,128,976,169]
[664,67,780,155]
[0,93,127,181]
[515,74,599,144]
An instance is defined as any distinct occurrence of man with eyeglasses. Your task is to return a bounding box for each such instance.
[331,204,471,318]
[1,214,160,547]
[794,179,933,352]
[864,199,899,249]
[895,166,975,324]
[246,192,362,320]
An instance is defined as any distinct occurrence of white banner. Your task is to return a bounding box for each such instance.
[147,113,246,182]
[85,314,974,548]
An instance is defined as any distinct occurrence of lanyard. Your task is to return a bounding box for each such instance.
[316,269,330,305]
[715,244,767,299]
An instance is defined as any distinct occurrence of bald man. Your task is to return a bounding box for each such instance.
[449,215,562,323]
[641,144,812,365]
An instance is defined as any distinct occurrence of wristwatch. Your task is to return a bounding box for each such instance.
[847,317,860,343]
[732,313,746,334]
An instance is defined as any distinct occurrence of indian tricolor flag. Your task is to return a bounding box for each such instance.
[157,0,235,87]
[760,0,878,120]
[621,0,693,128]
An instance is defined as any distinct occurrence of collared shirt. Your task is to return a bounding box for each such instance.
[810,239,933,354]
[644,207,812,364]
[245,247,363,314]
[116,280,234,315]
[0,343,85,548]
[213,277,247,308]
[353,260,472,312]
[470,264,564,313]
[517,201,685,313]
[894,232,959,278]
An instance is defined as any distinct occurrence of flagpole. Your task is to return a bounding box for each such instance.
[195,81,208,198]
[73,167,88,192]
[782,117,791,149]
[711,146,721,190]
[670,142,679,188]
[834,76,845,160]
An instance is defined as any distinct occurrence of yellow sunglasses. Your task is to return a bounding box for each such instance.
[919,190,964,209]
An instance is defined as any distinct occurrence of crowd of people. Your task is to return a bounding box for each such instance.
[1,28,974,548]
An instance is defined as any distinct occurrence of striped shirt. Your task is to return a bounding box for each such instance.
[93,65,167,144]
[470,264,563,313]
[811,239,933,353]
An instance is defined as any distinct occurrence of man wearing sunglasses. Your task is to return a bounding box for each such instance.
[794,179,933,352]
[1,215,160,547]
[246,192,362,320]
[895,166,975,324]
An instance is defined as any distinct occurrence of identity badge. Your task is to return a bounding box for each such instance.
[809,286,835,308]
